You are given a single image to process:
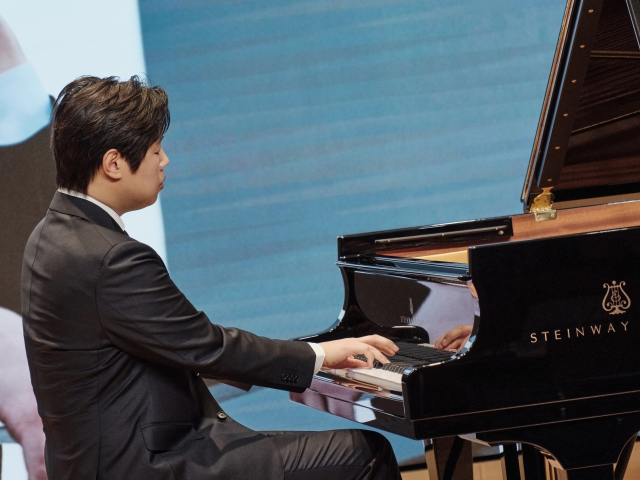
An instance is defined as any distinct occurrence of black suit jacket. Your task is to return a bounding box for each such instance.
[22,192,316,480]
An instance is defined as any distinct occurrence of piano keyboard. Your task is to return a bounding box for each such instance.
[328,342,455,392]
[393,341,455,363]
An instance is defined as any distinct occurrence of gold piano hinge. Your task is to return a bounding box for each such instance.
[530,187,557,222]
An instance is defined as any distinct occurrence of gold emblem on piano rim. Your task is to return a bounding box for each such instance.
[530,187,557,222]
[602,281,631,315]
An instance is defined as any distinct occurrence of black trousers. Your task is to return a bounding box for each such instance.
[261,429,401,480]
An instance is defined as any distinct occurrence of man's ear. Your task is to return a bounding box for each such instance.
[101,149,125,180]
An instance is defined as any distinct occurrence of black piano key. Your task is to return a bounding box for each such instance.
[395,342,455,362]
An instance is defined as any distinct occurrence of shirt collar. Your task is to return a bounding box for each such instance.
[57,188,126,232]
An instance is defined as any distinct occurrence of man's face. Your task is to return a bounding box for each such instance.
[123,139,169,211]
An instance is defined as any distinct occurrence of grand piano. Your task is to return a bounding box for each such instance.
[290,0,640,479]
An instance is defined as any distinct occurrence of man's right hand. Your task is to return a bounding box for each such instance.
[434,325,473,351]
[319,335,398,369]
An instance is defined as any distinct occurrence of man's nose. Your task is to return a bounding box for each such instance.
[161,150,170,168]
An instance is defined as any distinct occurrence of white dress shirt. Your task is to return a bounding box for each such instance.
[57,188,325,374]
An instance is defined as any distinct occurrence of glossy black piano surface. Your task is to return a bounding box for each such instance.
[291,0,640,478]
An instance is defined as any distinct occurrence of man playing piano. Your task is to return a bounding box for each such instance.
[21,75,402,480]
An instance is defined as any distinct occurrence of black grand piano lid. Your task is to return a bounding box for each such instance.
[522,0,640,211]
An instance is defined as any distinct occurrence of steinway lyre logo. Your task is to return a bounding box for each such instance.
[400,298,414,324]
[602,280,631,315]
[529,280,632,344]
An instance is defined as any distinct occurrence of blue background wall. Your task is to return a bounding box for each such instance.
[139,0,566,462]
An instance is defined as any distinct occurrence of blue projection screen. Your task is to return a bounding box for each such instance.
[140,0,567,462]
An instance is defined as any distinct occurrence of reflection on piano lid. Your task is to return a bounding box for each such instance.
[292,0,640,477]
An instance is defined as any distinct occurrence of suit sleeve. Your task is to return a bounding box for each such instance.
[95,239,315,392]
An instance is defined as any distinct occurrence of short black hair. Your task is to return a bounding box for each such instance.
[51,75,170,193]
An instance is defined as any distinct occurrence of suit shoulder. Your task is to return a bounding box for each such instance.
[100,237,165,269]
[29,209,139,264]
[25,214,48,248]
[23,214,49,279]
[49,208,127,247]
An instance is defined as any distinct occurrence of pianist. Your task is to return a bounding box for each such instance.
[21,75,402,480]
